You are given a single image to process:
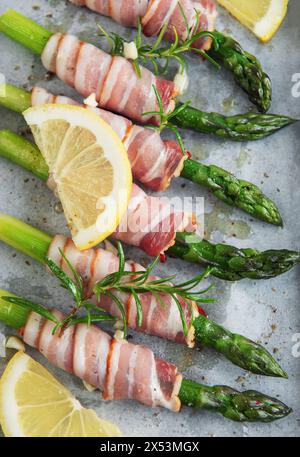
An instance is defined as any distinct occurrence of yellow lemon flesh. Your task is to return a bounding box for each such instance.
[217,0,289,42]
[0,351,122,437]
[23,104,132,250]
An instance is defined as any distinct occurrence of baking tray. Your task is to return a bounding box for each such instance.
[0,0,299,437]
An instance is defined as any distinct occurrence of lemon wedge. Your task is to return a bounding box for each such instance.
[23,104,132,250]
[0,351,122,437]
[217,0,289,42]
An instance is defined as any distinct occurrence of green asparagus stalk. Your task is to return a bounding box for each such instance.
[0,291,291,422]
[169,232,300,281]
[0,131,298,280]
[172,103,296,141]
[208,32,272,113]
[0,10,296,142]
[0,83,283,225]
[194,316,286,377]
[0,8,52,54]
[0,212,51,262]
[181,159,282,226]
[0,83,31,113]
[0,290,30,329]
[0,129,48,181]
[0,213,287,378]
[179,380,291,422]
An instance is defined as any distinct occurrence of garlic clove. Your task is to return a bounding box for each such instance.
[123,41,138,60]
[83,93,98,107]
[174,69,189,95]
[6,336,25,352]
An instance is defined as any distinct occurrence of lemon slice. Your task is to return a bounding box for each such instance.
[0,352,122,437]
[23,104,132,250]
[217,0,289,42]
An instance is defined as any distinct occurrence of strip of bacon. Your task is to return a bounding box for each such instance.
[20,309,182,411]
[68,0,217,51]
[47,235,200,348]
[113,184,196,256]
[31,86,186,192]
[41,33,176,124]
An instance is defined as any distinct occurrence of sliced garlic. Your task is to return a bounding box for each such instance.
[6,336,25,351]
[174,69,189,95]
[123,41,138,60]
[82,380,97,392]
[83,93,98,107]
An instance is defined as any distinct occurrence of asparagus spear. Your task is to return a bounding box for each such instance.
[169,232,300,281]
[179,380,291,422]
[0,291,291,422]
[0,213,287,378]
[0,9,296,142]
[194,316,286,377]
[0,130,298,280]
[181,159,282,226]
[172,103,296,141]
[208,32,272,113]
[0,84,283,225]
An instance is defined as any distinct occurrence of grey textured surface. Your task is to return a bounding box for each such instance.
[0,0,299,437]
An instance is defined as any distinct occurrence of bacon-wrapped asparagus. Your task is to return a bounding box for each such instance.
[0,290,291,422]
[67,1,272,112]
[0,10,175,125]
[0,84,284,225]
[0,131,299,280]
[0,10,295,137]
[22,309,182,411]
[30,86,186,193]
[0,213,289,378]
[0,129,194,255]
[69,0,216,50]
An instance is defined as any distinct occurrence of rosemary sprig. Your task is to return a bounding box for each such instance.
[1,294,114,333]
[93,242,215,337]
[98,13,219,78]
[45,250,114,332]
[143,84,189,154]
[2,243,214,338]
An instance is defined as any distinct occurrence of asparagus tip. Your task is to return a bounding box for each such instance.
[267,359,288,379]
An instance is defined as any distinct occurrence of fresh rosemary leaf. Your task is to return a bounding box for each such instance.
[45,256,82,305]
[171,293,188,337]
[1,296,59,324]
[106,291,127,338]
[131,289,143,327]
[24,241,214,338]
[69,314,117,325]
[97,12,218,79]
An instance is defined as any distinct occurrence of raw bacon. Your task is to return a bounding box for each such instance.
[113,184,196,256]
[31,86,186,192]
[20,309,182,411]
[41,33,175,124]
[68,0,217,51]
[45,179,195,256]
[47,235,200,347]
